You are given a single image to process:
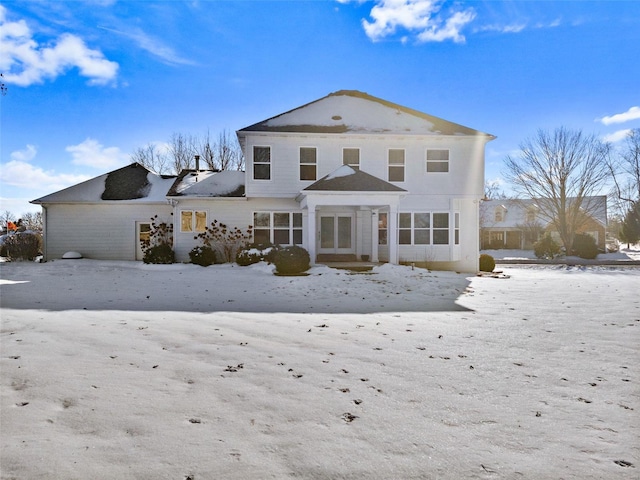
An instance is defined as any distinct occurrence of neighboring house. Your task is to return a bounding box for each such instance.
[480,197,608,250]
[32,90,495,272]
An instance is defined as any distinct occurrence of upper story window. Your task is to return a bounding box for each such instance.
[299,147,317,181]
[526,207,537,223]
[388,149,405,182]
[495,207,505,222]
[426,149,449,173]
[343,148,360,170]
[180,210,207,233]
[253,146,271,180]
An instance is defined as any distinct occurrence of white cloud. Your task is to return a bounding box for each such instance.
[98,26,196,66]
[66,138,128,169]
[10,144,37,163]
[602,129,632,143]
[599,106,640,126]
[0,147,91,191]
[0,5,118,86]
[361,0,476,43]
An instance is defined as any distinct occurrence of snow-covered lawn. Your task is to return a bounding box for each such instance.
[1,260,638,479]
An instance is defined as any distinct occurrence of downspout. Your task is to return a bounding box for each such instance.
[41,205,48,262]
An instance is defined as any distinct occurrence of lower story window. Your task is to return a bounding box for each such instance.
[399,212,451,245]
[180,210,207,232]
[254,212,303,245]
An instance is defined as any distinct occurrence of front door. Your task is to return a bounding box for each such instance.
[318,214,354,254]
[136,222,151,260]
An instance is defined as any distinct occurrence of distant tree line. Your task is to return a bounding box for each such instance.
[1,210,43,233]
[130,130,244,175]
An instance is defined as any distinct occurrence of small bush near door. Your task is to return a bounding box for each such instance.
[479,254,495,272]
[273,245,310,274]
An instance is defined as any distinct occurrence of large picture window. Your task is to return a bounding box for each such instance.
[426,149,449,173]
[398,212,451,245]
[253,146,271,180]
[180,210,207,233]
[388,149,405,182]
[253,212,303,245]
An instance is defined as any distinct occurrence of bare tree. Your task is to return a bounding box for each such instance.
[1,210,16,231]
[21,211,43,232]
[504,127,610,253]
[608,128,640,216]
[197,131,217,171]
[216,129,244,171]
[130,143,169,174]
[483,180,506,200]
[168,133,197,173]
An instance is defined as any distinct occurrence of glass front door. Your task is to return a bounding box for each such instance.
[318,214,354,254]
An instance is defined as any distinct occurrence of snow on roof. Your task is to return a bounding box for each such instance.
[325,165,357,180]
[167,170,245,197]
[239,90,494,137]
[304,166,406,192]
[31,164,176,204]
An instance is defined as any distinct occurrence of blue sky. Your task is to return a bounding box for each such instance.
[1,0,639,215]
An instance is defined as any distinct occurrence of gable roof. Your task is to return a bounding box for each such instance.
[167,170,245,197]
[31,163,176,204]
[303,165,406,192]
[238,90,495,137]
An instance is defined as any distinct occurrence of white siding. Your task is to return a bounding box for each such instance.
[43,203,172,261]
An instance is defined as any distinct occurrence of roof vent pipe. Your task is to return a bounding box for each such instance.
[194,154,200,172]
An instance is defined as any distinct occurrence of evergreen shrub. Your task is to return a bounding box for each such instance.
[143,243,175,264]
[534,233,561,259]
[479,253,495,272]
[572,233,598,259]
[273,245,310,274]
[189,245,217,266]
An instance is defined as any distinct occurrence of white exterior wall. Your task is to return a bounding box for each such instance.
[244,133,485,199]
[172,197,301,262]
[242,131,486,272]
[42,203,172,261]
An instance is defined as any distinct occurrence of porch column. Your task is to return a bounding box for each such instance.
[307,205,317,265]
[371,209,379,263]
[388,204,399,264]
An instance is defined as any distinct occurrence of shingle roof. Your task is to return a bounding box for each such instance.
[31,163,176,204]
[167,170,245,197]
[239,90,495,137]
[303,166,406,192]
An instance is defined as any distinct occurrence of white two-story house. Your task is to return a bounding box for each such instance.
[32,90,495,272]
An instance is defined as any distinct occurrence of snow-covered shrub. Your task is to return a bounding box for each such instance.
[572,233,598,259]
[236,243,278,266]
[273,245,310,274]
[2,232,41,261]
[534,233,561,259]
[479,254,495,272]
[143,243,175,264]
[189,245,217,266]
